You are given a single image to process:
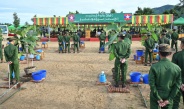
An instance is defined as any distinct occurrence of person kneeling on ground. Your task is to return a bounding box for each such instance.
[149,44,181,109]
[4,38,20,85]
[114,33,131,88]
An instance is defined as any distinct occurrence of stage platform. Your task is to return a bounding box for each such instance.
[40,37,141,42]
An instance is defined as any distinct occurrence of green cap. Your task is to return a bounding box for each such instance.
[147,32,151,36]
[159,44,172,52]
[7,37,16,41]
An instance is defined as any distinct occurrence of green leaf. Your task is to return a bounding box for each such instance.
[104,33,118,47]
[109,52,115,61]
[151,32,158,41]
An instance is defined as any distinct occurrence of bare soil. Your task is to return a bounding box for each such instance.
[0,41,183,109]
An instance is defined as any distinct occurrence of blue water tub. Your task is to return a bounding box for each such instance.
[42,42,47,45]
[20,55,25,61]
[32,71,43,81]
[36,55,40,60]
[36,49,43,53]
[100,46,105,51]
[153,49,159,53]
[136,50,144,57]
[37,70,47,79]
[80,41,84,44]
[130,72,142,82]
[142,74,149,84]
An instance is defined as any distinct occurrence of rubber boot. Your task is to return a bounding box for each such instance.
[114,82,119,87]
[122,83,126,88]
[10,80,14,85]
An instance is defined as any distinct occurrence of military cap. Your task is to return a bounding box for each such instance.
[147,32,151,36]
[162,32,166,35]
[159,44,172,52]
[7,37,16,41]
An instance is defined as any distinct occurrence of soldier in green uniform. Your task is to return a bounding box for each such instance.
[73,32,80,53]
[172,38,184,109]
[58,32,64,53]
[99,31,106,53]
[144,32,155,66]
[114,34,131,88]
[166,31,171,40]
[125,30,132,44]
[158,32,170,45]
[171,29,179,52]
[64,32,71,53]
[4,38,20,84]
[149,44,181,109]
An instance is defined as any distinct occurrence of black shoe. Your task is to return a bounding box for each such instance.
[122,83,126,88]
[10,81,14,85]
[114,82,119,87]
[144,64,147,66]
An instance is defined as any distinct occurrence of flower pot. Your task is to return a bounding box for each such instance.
[24,66,36,75]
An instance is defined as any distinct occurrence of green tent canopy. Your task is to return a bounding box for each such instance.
[173,17,184,25]
[8,25,26,30]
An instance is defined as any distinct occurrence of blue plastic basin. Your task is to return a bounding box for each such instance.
[153,49,159,53]
[42,42,46,44]
[38,70,47,79]
[136,50,144,57]
[100,46,105,51]
[36,55,40,60]
[32,71,43,81]
[36,49,43,53]
[142,74,149,84]
[80,41,84,44]
[20,55,25,61]
[130,72,142,82]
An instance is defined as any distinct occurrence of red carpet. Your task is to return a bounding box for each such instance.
[40,37,141,42]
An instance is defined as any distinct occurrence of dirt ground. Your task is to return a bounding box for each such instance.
[0,41,183,109]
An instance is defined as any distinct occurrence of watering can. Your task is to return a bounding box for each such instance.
[99,71,106,83]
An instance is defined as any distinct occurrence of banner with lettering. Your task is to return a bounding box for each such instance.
[68,13,132,23]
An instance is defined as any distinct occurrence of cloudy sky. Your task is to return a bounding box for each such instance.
[0,0,179,24]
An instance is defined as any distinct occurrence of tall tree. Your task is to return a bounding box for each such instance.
[53,15,56,17]
[76,10,79,14]
[13,12,20,28]
[31,14,37,22]
[110,9,116,13]
[134,7,143,15]
[134,7,153,15]
[163,10,170,14]
[25,22,29,26]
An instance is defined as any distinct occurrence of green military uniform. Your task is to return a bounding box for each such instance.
[114,34,131,87]
[144,34,155,65]
[4,38,20,83]
[172,39,184,109]
[149,44,181,109]
[58,34,64,53]
[99,32,106,51]
[171,30,179,52]
[64,34,71,53]
[166,33,171,40]
[125,32,132,44]
[73,33,80,53]
[0,30,3,62]
[158,34,170,45]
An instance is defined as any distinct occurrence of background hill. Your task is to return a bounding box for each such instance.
[152,5,174,14]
